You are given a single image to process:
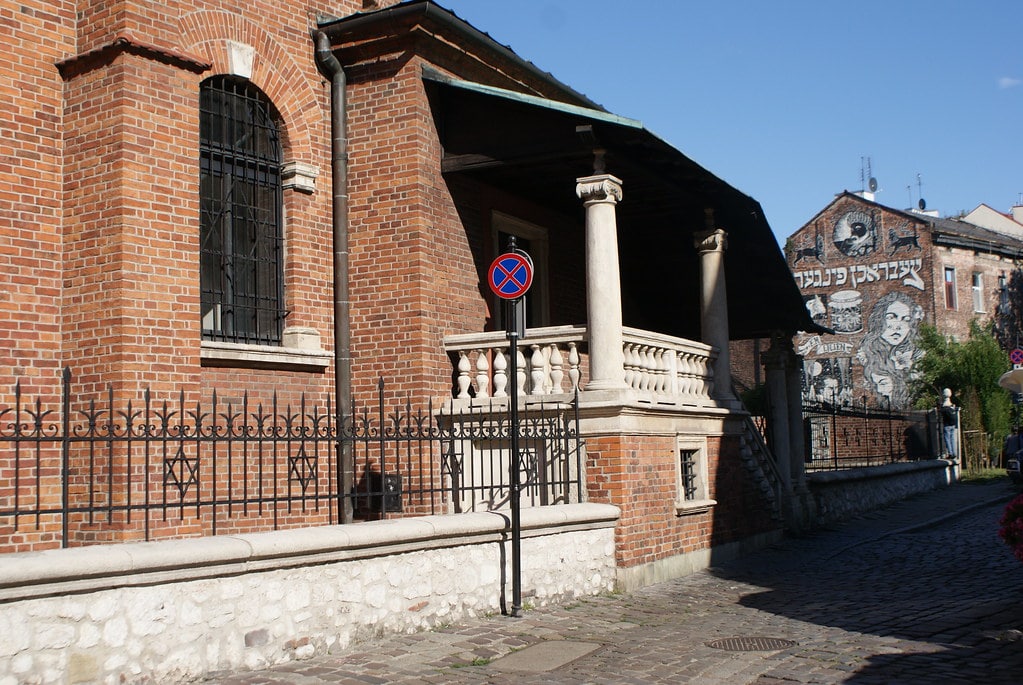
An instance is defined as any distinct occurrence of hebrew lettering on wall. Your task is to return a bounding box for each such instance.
[793,258,924,291]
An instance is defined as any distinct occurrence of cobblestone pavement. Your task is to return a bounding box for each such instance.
[208,481,1023,685]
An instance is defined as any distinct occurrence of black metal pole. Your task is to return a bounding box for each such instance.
[508,297,522,618]
[61,367,71,548]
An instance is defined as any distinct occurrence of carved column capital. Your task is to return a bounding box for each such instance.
[763,332,796,369]
[576,174,623,206]
[694,227,728,254]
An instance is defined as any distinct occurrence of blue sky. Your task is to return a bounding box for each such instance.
[440,1,1023,244]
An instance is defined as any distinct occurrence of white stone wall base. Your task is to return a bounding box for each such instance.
[0,504,618,685]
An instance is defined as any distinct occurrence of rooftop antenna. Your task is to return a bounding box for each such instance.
[860,157,878,194]
[917,173,926,211]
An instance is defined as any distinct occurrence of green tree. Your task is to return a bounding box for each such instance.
[911,321,1011,440]
[994,267,1023,351]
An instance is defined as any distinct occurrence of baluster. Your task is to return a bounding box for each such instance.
[666,347,679,396]
[703,357,715,398]
[640,346,654,391]
[456,351,472,399]
[655,348,669,394]
[568,342,581,391]
[517,348,527,396]
[493,348,508,397]
[549,344,565,393]
[530,344,546,395]
[693,353,707,398]
[475,348,490,399]
[678,352,693,398]
[623,343,637,389]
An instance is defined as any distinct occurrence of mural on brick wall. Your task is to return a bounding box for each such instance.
[856,291,924,407]
[790,200,927,409]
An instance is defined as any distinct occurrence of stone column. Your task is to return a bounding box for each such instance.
[576,174,627,391]
[694,214,733,400]
[783,339,808,491]
[763,335,793,496]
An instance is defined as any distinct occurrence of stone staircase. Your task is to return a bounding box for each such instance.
[738,414,784,521]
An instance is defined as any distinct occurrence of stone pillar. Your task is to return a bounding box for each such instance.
[763,336,793,496]
[783,339,808,491]
[694,214,733,400]
[577,174,627,391]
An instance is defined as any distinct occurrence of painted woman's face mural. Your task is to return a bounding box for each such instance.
[880,300,913,346]
[855,292,924,408]
[832,210,877,257]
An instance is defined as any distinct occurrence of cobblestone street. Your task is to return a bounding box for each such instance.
[208,481,1023,685]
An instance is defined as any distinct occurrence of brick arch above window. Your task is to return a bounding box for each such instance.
[178,10,320,175]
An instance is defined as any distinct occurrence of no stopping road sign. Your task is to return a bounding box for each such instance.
[488,252,533,300]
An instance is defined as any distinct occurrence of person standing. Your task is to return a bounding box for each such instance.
[940,388,959,459]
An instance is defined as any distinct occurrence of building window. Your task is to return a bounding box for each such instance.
[972,272,984,313]
[674,438,715,515]
[491,212,549,331]
[999,272,1009,314]
[200,76,285,345]
[944,267,957,310]
[679,448,698,501]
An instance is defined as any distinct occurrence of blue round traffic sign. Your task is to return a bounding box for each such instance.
[488,252,533,300]
[1012,348,1023,366]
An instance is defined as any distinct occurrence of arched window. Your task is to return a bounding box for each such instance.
[200,76,284,344]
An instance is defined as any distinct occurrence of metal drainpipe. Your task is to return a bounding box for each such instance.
[314,30,353,524]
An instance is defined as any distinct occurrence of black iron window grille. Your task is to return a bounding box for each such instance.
[679,448,698,501]
[200,76,285,345]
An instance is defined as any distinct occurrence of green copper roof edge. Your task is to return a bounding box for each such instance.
[423,66,644,131]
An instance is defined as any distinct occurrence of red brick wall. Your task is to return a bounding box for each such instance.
[584,424,778,569]
[929,244,1011,343]
[0,1,76,405]
[0,1,601,549]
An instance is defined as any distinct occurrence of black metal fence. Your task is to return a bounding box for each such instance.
[803,400,934,472]
[0,370,582,551]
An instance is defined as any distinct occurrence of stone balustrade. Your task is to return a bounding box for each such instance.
[621,327,716,404]
[443,325,716,406]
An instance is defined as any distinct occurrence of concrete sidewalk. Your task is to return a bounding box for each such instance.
[207,479,1022,685]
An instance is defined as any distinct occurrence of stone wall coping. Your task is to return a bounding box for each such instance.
[0,504,619,602]
[807,459,951,485]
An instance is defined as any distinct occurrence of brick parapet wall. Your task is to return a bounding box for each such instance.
[580,410,779,571]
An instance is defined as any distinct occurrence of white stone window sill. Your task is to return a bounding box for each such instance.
[201,340,332,371]
[675,498,716,516]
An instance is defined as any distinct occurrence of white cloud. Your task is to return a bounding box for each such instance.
[998,76,1021,89]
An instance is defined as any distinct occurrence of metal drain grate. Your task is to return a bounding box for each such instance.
[706,637,797,652]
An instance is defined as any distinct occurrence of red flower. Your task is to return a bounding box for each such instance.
[999,494,1023,563]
